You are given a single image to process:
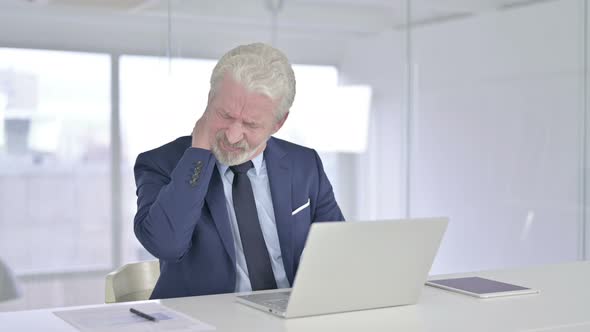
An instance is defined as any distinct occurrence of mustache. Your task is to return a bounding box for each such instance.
[217,132,249,150]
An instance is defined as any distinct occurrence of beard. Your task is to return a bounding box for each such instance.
[211,131,266,166]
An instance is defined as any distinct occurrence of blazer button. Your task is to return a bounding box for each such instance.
[189,161,204,186]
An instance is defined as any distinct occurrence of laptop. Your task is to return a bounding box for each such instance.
[236,217,448,318]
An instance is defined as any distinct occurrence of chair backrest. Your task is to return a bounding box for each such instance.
[0,258,21,302]
[105,260,160,303]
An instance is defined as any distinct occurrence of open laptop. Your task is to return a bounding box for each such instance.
[236,217,448,318]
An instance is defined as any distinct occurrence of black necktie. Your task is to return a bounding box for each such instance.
[230,161,278,291]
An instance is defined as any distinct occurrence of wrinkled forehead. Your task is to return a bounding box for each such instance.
[210,75,278,119]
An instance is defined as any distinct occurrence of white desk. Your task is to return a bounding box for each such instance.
[1,261,589,332]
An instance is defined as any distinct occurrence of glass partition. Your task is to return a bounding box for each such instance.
[409,0,586,273]
[0,0,586,312]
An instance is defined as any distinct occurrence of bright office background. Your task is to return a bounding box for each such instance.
[0,0,588,311]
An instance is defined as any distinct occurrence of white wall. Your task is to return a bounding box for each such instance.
[339,31,409,220]
[339,0,586,273]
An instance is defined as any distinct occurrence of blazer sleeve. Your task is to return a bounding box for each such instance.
[311,150,345,222]
[133,147,216,261]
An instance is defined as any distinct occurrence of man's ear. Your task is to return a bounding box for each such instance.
[207,89,214,103]
[272,112,289,134]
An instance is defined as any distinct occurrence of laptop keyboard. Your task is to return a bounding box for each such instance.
[239,291,292,312]
[261,298,289,311]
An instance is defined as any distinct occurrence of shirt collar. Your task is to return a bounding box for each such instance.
[217,152,264,177]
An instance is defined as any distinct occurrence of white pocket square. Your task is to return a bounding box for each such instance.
[291,199,310,216]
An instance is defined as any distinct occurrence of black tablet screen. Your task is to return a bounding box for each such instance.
[429,277,530,294]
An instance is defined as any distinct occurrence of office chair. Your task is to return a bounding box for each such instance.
[105,260,160,303]
[0,258,21,302]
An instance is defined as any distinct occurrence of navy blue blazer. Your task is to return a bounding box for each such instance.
[133,136,344,299]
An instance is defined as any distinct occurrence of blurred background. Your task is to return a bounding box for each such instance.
[0,0,588,311]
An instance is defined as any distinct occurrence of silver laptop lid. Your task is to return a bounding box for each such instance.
[285,217,448,318]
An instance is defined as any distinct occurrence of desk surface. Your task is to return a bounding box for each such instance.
[1,261,589,332]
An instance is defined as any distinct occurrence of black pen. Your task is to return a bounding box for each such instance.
[129,307,158,322]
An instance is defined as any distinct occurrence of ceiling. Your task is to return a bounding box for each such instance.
[0,0,554,34]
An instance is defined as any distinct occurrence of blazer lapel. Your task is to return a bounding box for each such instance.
[205,166,236,266]
[264,138,295,284]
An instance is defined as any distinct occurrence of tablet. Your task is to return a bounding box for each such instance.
[426,276,539,298]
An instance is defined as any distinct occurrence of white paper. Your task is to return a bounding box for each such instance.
[53,302,216,332]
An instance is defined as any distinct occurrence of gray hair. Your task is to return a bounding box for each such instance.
[210,43,296,121]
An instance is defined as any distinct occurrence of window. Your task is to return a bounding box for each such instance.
[0,48,111,274]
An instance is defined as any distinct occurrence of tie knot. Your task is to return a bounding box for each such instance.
[230,161,254,174]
